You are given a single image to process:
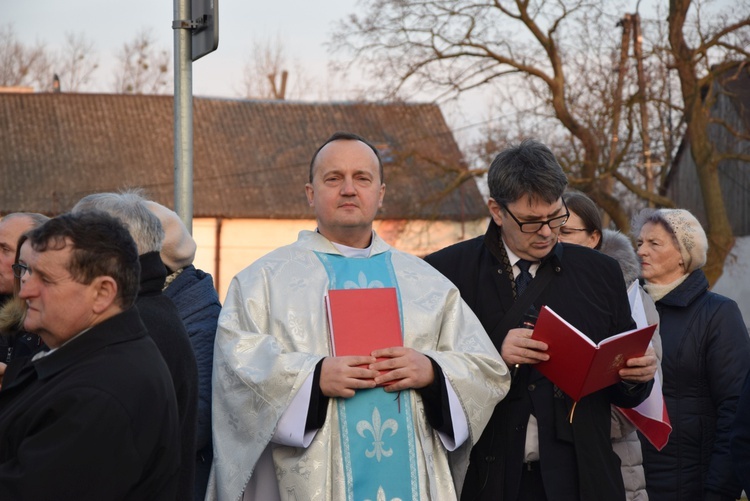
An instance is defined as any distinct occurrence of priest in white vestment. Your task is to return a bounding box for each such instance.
[207,132,510,501]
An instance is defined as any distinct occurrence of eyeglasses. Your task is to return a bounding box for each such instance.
[12,263,30,279]
[501,200,570,234]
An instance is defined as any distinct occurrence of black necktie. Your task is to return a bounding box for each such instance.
[515,259,534,298]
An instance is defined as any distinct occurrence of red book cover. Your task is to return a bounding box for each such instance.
[326,287,403,359]
[530,305,656,401]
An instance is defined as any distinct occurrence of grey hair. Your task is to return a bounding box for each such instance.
[487,139,568,206]
[600,229,640,284]
[72,189,164,254]
[1,212,50,228]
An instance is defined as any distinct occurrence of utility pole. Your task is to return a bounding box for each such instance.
[603,14,633,227]
[610,14,632,171]
[632,13,655,206]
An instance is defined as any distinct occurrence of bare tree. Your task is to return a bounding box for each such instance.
[240,35,315,100]
[53,32,99,92]
[666,0,750,283]
[112,28,171,94]
[0,24,53,90]
[333,0,750,279]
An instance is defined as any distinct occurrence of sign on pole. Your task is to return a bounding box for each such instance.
[191,0,219,61]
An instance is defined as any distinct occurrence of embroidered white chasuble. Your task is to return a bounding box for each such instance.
[207,231,509,501]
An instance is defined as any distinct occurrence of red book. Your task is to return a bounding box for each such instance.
[530,305,656,401]
[325,287,403,359]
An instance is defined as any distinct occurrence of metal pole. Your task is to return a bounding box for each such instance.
[633,13,654,207]
[174,0,194,233]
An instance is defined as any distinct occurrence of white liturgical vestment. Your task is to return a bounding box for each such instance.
[206,231,509,501]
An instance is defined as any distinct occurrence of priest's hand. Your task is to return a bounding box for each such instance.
[320,356,378,398]
[0,361,5,389]
[369,347,434,391]
[619,345,657,383]
[500,327,549,366]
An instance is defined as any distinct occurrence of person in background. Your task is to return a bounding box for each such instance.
[73,191,199,501]
[145,200,221,501]
[558,191,603,250]
[559,190,662,501]
[0,211,180,499]
[0,213,49,368]
[633,208,749,500]
[207,131,509,501]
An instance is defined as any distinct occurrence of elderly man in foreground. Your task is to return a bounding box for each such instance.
[0,211,180,500]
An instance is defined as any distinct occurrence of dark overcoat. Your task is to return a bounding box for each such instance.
[731,370,750,496]
[642,270,749,500]
[136,251,199,501]
[0,307,180,500]
[163,264,221,500]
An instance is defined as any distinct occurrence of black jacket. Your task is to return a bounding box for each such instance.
[425,222,652,501]
[731,370,750,496]
[641,269,749,501]
[163,264,221,501]
[136,252,199,501]
[0,307,180,500]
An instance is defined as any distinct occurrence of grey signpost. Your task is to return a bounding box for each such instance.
[173,0,218,232]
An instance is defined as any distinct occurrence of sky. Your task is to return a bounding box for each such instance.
[8,0,491,142]
[8,0,356,99]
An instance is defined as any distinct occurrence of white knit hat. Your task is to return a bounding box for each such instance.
[658,209,708,274]
[144,201,197,271]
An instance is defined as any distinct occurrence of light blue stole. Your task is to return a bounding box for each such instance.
[316,250,421,501]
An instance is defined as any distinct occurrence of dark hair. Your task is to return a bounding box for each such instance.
[562,191,603,249]
[25,211,141,309]
[487,139,568,206]
[308,131,384,183]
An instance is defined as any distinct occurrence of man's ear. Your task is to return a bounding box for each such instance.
[305,183,315,207]
[488,198,503,226]
[91,276,119,314]
[378,183,386,208]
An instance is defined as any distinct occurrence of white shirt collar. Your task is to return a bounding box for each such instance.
[502,241,539,277]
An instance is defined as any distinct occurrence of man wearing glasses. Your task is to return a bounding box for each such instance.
[0,213,49,366]
[425,139,657,501]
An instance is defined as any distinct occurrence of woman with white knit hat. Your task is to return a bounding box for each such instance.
[633,208,750,501]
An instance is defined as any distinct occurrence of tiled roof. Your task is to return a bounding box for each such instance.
[0,93,486,220]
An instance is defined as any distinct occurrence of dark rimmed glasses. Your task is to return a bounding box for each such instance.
[502,199,570,233]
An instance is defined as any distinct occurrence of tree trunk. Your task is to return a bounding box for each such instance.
[669,0,733,286]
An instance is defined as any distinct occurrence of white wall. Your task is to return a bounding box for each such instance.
[191,217,488,302]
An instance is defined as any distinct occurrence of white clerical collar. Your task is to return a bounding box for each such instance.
[331,240,373,258]
[317,228,374,258]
